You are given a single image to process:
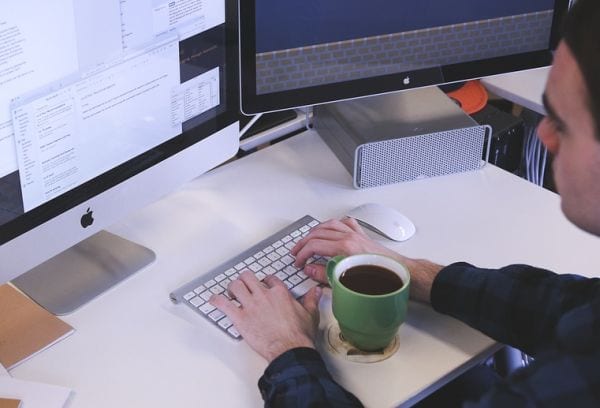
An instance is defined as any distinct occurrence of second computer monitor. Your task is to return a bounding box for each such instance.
[239,0,569,114]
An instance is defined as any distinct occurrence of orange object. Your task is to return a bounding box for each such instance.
[446,80,488,114]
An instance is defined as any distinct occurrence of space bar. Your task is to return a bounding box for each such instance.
[290,279,319,298]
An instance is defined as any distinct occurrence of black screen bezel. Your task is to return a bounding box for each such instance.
[0,0,239,246]
[239,0,570,114]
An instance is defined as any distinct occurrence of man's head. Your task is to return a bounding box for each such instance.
[537,0,600,235]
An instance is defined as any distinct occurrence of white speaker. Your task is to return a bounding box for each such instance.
[315,87,491,189]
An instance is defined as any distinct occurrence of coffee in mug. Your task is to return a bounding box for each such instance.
[339,265,404,295]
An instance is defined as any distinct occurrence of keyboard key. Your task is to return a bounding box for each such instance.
[221,278,231,286]
[282,235,293,243]
[275,271,288,281]
[263,266,276,275]
[273,240,283,248]
[214,274,226,282]
[283,280,294,289]
[298,271,308,280]
[243,256,255,264]
[285,242,295,250]
[300,225,310,233]
[263,245,274,254]
[281,255,294,265]
[254,250,265,259]
[288,275,303,285]
[190,296,204,307]
[255,272,266,281]
[200,291,213,302]
[210,286,225,295]
[267,252,280,261]
[208,309,225,321]
[205,279,217,288]
[218,317,233,329]
[234,262,246,271]
[199,303,216,314]
[193,285,206,294]
[183,291,195,301]
[225,268,236,276]
[309,220,319,227]
[291,230,301,238]
[248,262,261,272]
[276,247,288,256]
[284,265,298,276]
[258,257,271,267]
[272,260,285,270]
[291,279,319,298]
[228,327,241,338]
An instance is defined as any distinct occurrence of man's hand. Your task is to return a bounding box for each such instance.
[209,271,322,363]
[292,217,443,303]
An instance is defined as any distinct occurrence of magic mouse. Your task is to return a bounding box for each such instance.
[346,203,416,242]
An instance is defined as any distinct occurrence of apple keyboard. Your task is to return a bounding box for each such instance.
[169,215,324,339]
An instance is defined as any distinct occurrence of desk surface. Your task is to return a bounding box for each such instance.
[482,67,549,115]
[11,130,600,407]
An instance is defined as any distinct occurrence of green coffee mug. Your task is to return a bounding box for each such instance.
[326,253,410,351]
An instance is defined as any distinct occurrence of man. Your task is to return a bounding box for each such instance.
[210,0,600,405]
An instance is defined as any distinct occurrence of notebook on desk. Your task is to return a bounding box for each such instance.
[0,285,74,370]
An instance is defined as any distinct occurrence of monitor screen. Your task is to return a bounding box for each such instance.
[239,0,570,114]
[0,0,238,285]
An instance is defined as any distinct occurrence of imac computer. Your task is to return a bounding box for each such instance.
[239,0,569,114]
[0,0,239,314]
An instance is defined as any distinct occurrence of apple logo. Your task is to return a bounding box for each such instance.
[80,207,94,228]
[403,76,411,86]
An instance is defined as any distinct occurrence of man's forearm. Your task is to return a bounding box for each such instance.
[400,258,444,303]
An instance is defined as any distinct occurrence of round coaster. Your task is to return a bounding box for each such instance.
[323,322,400,363]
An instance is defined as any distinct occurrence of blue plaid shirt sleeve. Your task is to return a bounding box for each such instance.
[258,347,363,407]
[432,262,600,406]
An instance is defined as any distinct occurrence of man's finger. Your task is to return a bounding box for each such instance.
[300,286,322,316]
[342,217,367,235]
[238,270,264,294]
[228,276,253,305]
[293,238,345,267]
[209,294,242,322]
[291,229,347,256]
[263,275,286,290]
[303,263,328,285]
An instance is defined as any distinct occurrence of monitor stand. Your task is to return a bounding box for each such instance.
[11,230,156,315]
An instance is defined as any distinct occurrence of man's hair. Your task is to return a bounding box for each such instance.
[563,0,600,140]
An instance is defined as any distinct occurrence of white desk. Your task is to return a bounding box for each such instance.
[10,130,600,407]
[482,67,549,115]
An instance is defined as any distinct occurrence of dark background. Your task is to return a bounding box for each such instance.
[256,0,555,52]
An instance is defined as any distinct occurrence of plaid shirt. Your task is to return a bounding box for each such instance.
[258,262,600,407]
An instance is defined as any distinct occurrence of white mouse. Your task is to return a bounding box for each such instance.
[346,203,416,242]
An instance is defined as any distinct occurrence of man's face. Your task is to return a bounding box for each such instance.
[537,41,600,235]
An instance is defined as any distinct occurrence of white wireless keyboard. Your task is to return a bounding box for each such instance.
[170,215,324,339]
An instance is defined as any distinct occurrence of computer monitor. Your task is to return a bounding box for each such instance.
[0,0,239,314]
[239,0,570,114]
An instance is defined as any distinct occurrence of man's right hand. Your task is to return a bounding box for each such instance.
[291,217,443,303]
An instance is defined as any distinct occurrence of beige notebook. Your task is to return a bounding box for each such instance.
[0,285,74,370]
[0,398,22,408]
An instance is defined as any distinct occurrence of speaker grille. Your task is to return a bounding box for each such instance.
[356,126,487,188]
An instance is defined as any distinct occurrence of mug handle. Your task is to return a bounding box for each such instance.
[326,255,345,286]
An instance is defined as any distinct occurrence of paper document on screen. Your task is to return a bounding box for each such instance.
[0,377,71,408]
[12,36,181,211]
[153,0,225,41]
[120,0,224,51]
[0,0,79,178]
[171,66,220,125]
